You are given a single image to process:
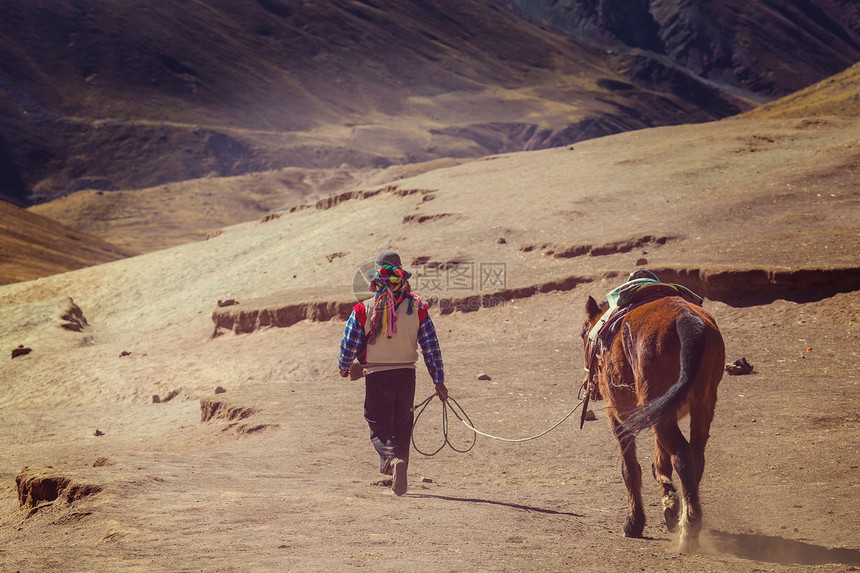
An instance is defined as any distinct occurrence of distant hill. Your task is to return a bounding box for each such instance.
[3,0,856,205]
[740,62,860,119]
[0,201,132,285]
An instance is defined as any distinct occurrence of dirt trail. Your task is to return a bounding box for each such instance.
[1,288,857,572]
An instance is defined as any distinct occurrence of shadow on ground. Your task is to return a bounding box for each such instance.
[708,529,860,567]
[409,493,584,517]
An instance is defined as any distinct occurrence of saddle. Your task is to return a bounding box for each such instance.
[579,272,704,427]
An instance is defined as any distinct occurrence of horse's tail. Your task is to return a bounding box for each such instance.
[620,312,706,437]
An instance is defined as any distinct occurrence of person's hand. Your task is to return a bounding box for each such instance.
[339,368,350,378]
[435,382,448,401]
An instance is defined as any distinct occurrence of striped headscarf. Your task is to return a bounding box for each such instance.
[367,263,427,344]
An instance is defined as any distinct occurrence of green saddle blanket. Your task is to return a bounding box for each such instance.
[587,270,704,348]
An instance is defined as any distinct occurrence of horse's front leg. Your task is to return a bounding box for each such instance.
[611,416,645,537]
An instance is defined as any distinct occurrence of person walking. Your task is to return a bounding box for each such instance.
[339,250,448,496]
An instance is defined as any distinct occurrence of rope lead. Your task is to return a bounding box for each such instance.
[411,392,586,456]
[411,393,477,455]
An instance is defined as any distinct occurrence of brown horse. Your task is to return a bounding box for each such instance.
[581,293,725,552]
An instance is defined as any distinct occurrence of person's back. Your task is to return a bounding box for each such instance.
[338,250,448,496]
[362,297,420,368]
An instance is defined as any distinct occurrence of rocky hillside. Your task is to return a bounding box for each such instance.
[25,58,860,261]
[741,61,860,118]
[4,0,856,206]
[0,202,133,285]
[495,0,860,100]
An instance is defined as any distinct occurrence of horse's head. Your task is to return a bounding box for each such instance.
[581,295,608,362]
[577,295,609,412]
[582,295,607,335]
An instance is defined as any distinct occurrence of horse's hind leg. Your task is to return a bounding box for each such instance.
[611,417,645,538]
[689,395,717,486]
[652,438,679,532]
[655,421,702,552]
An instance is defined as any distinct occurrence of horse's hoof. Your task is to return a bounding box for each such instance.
[662,493,680,532]
[623,516,645,538]
[678,537,700,553]
[664,509,679,532]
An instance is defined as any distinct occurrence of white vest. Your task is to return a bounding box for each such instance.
[363,299,420,371]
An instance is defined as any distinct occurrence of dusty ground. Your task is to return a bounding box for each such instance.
[0,117,858,572]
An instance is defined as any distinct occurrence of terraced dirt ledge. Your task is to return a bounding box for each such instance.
[211,265,859,335]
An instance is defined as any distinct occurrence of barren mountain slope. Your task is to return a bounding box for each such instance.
[27,158,472,255]
[0,116,857,571]
[0,201,133,286]
[9,116,858,334]
[741,61,860,119]
[0,0,742,205]
[26,59,860,260]
[5,0,859,207]
[497,0,860,98]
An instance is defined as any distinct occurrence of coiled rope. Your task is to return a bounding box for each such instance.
[411,391,585,456]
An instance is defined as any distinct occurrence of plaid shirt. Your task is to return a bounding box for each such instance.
[339,301,445,384]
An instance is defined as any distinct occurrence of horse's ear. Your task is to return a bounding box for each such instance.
[585,296,602,320]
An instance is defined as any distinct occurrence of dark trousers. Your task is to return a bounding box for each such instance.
[364,368,416,473]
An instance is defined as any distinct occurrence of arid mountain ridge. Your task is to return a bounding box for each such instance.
[3,60,860,287]
[497,0,860,98]
[1,0,858,208]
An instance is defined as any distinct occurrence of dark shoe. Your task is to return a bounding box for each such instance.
[392,458,408,496]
